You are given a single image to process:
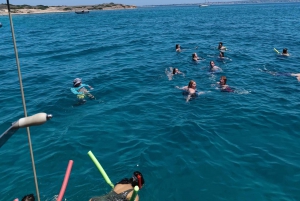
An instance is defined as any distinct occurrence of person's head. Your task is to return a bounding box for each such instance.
[219,76,227,85]
[131,171,145,189]
[188,80,196,88]
[192,53,197,58]
[21,194,35,201]
[176,44,180,49]
[283,48,288,54]
[219,51,224,57]
[210,61,215,68]
[73,78,82,87]
[218,42,223,49]
[173,68,179,74]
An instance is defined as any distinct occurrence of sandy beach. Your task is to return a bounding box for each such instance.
[0,7,70,15]
[0,5,136,15]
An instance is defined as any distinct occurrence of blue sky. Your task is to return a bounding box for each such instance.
[1,0,238,6]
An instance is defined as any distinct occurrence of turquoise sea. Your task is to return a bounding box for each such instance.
[1,3,300,201]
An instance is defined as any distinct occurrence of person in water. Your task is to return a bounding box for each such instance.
[219,51,225,59]
[209,61,222,72]
[218,42,226,50]
[89,171,145,201]
[175,44,181,52]
[176,80,197,102]
[192,53,201,61]
[71,78,94,100]
[282,48,290,56]
[18,194,35,201]
[217,76,234,92]
[172,68,182,75]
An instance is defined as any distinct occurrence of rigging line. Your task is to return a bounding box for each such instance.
[6,1,41,201]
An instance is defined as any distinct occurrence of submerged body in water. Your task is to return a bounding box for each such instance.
[260,69,300,81]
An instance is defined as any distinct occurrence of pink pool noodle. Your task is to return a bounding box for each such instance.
[57,160,73,201]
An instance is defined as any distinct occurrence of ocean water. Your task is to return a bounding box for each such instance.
[1,3,300,201]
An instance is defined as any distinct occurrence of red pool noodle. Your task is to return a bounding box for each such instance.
[57,160,73,201]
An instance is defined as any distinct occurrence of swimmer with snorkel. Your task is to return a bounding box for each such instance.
[274,48,290,57]
[176,80,198,102]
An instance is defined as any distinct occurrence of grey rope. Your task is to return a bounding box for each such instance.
[6,1,41,201]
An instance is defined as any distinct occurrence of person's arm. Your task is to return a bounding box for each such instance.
[221,85,229,89]
[176,86,188,90]
[70,87,83,95]
[186,89,195,102]
[186,94,192,102]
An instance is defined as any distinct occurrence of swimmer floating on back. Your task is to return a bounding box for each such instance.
[165,67,184,80]
[260,68,300,81]
[70,78,95,101]
[192,53,201,61]
[176,80,198,102]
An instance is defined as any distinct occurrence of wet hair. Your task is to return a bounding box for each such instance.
[172,68,178,74]
[283,48,288,54]
[218,42,223,49]
[188,80,196,88]
[192,53,197,59]
[219,51,224,57]
[117,171,145,189]
[220,76,227,85]
[21,194,35,201]
[210,60,215,68]
[176,44,180,49]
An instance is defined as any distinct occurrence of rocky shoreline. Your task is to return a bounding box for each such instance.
[0,3,136,15]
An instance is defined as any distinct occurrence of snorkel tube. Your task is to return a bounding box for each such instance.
[274,48,280,54]
[88,150,114,188]
[129,186,139,201]
[137,174,142,189]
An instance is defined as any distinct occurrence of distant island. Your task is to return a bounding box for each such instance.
[0,3,136,15]
[142,0,300,7]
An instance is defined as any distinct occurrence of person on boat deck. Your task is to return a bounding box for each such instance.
[89,171,145,201]
[217,76,234,92]
[176,80,197,102]
[71,78,94,99]
[282,48,290,56]
[218,42,226,50]
[175,44,181,52]
[172,68,182,75]
[209,61,222,72]
[192,53,200,61]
